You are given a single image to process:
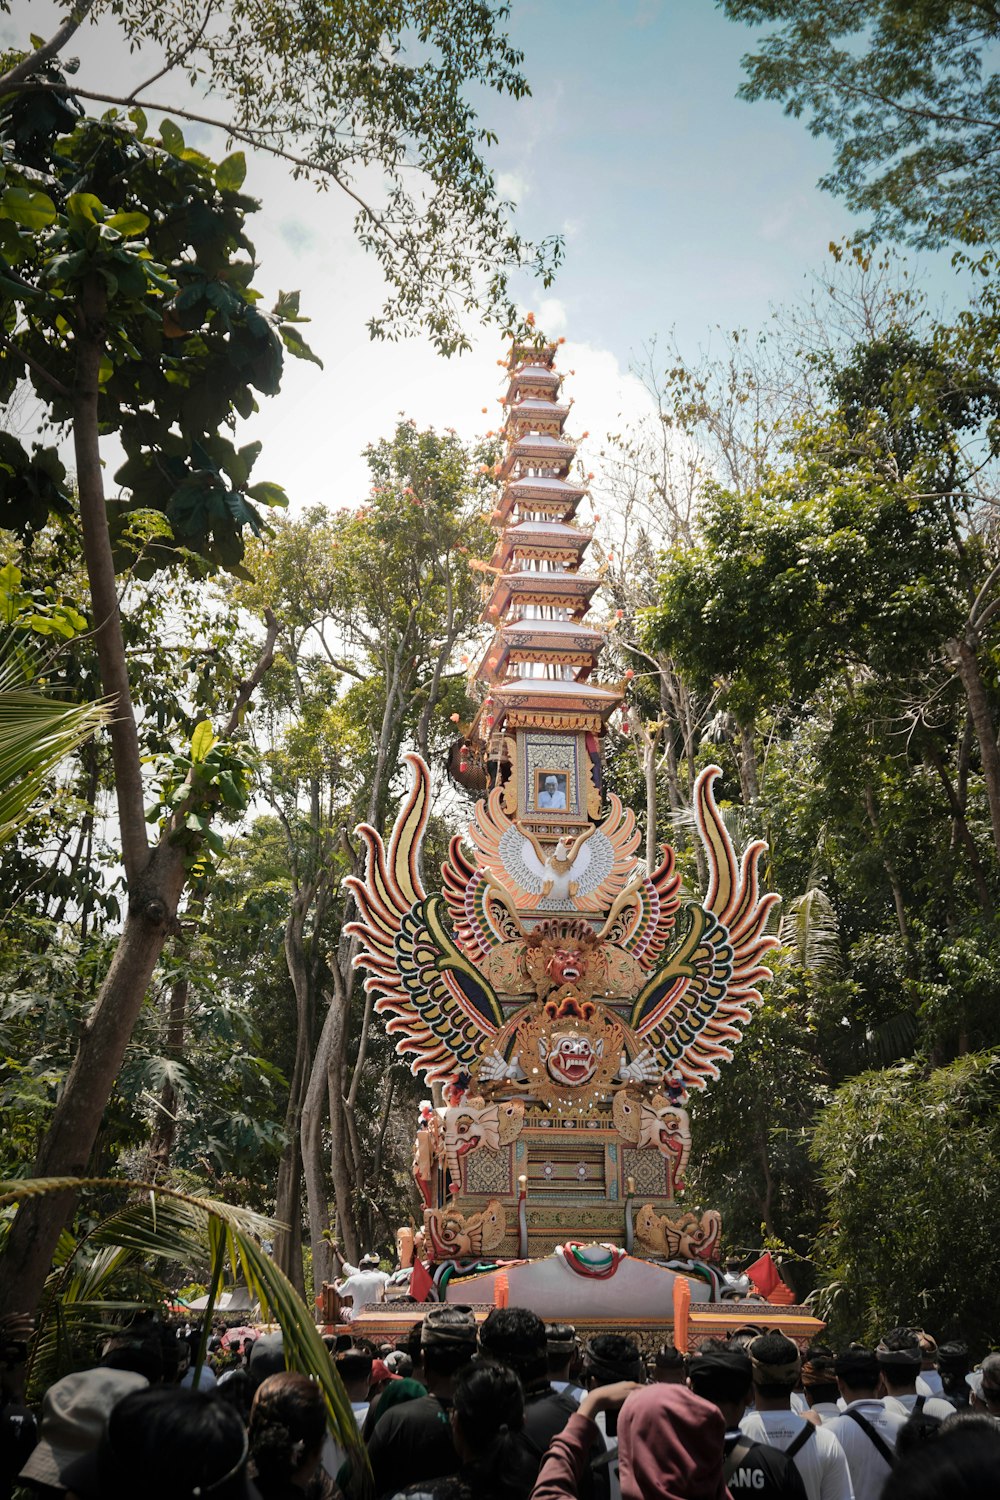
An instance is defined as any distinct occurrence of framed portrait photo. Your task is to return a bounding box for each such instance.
[516,729,587,825]
[534,768,569,811]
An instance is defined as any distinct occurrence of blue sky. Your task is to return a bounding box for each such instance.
[10,1,970,504]
[495,0,976,349]
[482,0,867,355]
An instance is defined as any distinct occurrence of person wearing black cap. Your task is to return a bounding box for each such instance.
[823,1349,905,1500]
[875,1329,953,1422]
[688,1342,807,1499]
[546,1325,585,1406]
[480,1310,608,1500]
[366,1306,478,1499]
[579,1335,644,1500]
[739,1332,853,1500]
[935,1343,970,1410]
[650,1346,686,1386]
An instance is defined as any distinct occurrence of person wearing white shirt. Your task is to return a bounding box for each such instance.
[875,1326,955,1422]
[915,1331,944,1397]
[800,1351,845,1424]
[823,1349,906,1500]
[332,1248,390,1320]
[739,1331,855,1500]
[538,775,566,809]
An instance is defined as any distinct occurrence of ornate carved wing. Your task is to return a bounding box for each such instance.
[442,836,524,961]
[598,846,682,969]
[345,754,504,1084]
[629,766,780,1090]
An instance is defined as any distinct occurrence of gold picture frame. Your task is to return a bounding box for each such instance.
[533,768,569,812]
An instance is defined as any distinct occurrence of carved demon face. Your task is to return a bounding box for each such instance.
[546,944,588,984]
[442,1097,525,1186]
[524,922,603,1001]
[541,1028,603,1087]
[451,1107,499,1157]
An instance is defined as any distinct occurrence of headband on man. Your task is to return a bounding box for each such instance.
[875,1338,922,1369]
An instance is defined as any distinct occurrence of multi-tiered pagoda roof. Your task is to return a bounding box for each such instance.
[462,339,624,759]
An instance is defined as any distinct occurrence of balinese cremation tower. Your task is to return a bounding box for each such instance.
[345,339,786,1326]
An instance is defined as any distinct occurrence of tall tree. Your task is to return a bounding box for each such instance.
[232,426,490,1273]
[1,1,561,353]
[0,93,310,1317]
[720,0,1000,244]
[812,1051,1000,1344]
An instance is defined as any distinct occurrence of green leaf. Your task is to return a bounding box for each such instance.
[1,187,56,230]
[106,212,150,239]
[0,640,110,845]
[245,481,289,510]
[66,193,105,227]
[190,719,216,763]
[279,324,323,368]
[273,289,306,322]
[128,106,147,137]
[215,152,247,192]
[159,118,185,154]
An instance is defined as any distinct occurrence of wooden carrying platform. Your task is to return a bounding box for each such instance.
[345,1296,824,1355]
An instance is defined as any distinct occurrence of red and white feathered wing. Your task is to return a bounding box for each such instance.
[626,766,780,1091]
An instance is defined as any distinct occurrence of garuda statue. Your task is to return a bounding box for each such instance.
[345,754,777,1114]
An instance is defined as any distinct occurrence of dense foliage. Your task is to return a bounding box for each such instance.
[721,0,1000,244]
[622,262,1000,1337]
[3,0,1000,1351]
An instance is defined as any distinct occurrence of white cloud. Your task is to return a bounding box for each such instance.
[496,170,530,204]
[534,296,569,334]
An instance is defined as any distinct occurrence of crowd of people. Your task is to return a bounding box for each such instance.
[2,1306,999,1500]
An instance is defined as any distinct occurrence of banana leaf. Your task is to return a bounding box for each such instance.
[0,1176,371,1495]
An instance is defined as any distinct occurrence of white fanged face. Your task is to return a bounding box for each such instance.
[545,1030,599,1086]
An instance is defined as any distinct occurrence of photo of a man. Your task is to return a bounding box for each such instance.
[537,772,568,809]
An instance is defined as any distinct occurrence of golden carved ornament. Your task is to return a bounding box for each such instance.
[633,1205,722,1262]
[522,919,607,1002]
[511,995,627,1110]
[423,1198,507,1258]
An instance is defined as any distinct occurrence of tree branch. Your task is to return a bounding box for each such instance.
[126,0,218,103]
[0,1,95,91]
[11,81,415,266]
[0,332,72,399]
[222,607,279,737]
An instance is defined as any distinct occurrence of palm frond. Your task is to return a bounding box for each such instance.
[0,638,110,844]
[782,887,841,976]
[0,1177,371,1495]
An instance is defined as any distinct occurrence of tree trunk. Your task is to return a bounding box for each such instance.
[0,280,185,1319]
[273,1143,305,1296]
[0,844,186,1318]
[303,962,359,1262]
[0,279,277,1320]
[643,724,662,873]
[949,634,1000,862]
[737,721,760,805]
[924,745,994,918]
[274,901,315,1297]
[300,994,336,1294]
[147,965,189,1172]
[72,277,149,886]
[756,1130,775,1239]
[863,785,911,950]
